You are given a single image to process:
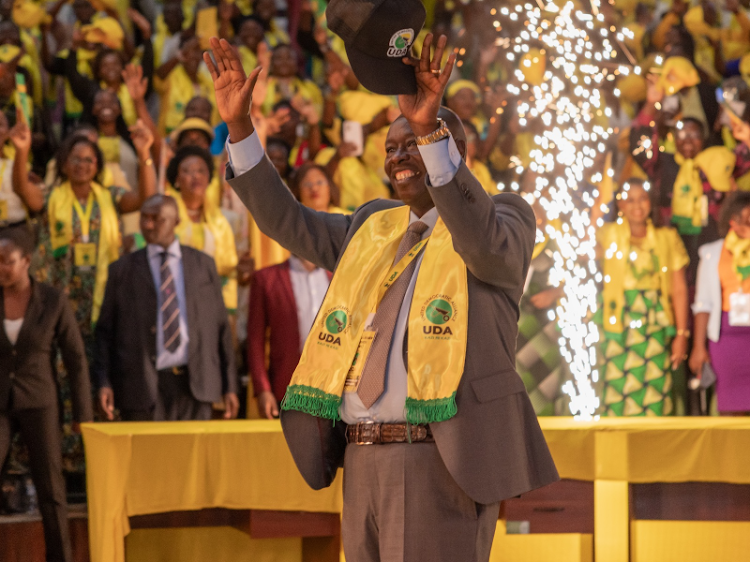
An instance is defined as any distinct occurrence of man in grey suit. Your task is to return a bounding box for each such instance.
[205,32,558,562]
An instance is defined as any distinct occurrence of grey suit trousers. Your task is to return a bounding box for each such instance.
[342,442,500,562]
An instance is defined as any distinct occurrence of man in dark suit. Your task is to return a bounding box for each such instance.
[207,32,557,562]
[94,195,239,421]
[248,258,331,418]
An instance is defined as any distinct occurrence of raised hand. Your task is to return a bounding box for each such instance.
[122,63,148,101]
[9,108,31,154]
[203,37,262,142]
[128,8,152,39]
[398,33,456,137]
[129,119,154,159]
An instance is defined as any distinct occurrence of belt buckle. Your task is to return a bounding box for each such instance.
[172,366,182,375]
[358,421,376,445]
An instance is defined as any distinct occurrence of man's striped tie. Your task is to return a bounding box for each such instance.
[160,252,181,353]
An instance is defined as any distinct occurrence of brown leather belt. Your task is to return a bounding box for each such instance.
[346,422,433,445]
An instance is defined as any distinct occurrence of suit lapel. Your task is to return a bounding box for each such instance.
[134,250,158,351]
[181,246,197,361]
[279,261,300,352]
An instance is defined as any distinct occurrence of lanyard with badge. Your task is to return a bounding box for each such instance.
[72,193,98,269]
[343,237,429,392]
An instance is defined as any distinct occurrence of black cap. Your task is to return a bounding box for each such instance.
[326,0,426,95]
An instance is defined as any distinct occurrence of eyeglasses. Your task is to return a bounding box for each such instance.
[70,156,96,166]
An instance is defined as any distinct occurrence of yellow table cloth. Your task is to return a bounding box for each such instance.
[83,417,750,562]
[82,420,343,562]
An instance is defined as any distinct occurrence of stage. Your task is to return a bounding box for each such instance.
[5,418,750,561]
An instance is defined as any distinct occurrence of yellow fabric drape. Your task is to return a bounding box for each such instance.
[48,181,121,323]
[168,186,238,311]
[672,146,736,232]
[598,219,688,333]
[284,206,468,424]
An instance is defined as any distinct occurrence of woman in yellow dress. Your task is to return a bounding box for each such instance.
[596,179,690,416]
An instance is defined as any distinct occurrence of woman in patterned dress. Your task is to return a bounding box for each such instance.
[34,123,155,472]
[596,179,690,416]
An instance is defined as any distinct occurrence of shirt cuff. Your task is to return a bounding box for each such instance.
[418,134,462,187]
[226,130,265,176]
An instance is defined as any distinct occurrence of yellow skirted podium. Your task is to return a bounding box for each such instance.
[82,418,750,562]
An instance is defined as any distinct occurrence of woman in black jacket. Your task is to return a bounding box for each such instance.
[0,226,92,562]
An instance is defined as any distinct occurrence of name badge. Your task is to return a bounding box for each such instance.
[74,242,97,268]
[0,199,7,222]
[729,291,750,326]
[344,329,378,392]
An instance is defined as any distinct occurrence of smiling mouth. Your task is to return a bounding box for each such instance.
[394,170,419,182]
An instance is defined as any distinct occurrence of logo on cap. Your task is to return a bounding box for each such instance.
[387,29,414,58]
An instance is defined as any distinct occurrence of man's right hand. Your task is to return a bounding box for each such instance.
[203,37,262,143]
[99,388,115,421]
[257,391,279,419]
[688,346,710,376]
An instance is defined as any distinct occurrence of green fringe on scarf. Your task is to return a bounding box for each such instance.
[405,393,457,424]
[281,385,342,421]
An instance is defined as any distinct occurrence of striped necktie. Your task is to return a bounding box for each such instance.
[357,220,429,408]
[160,251,181,353]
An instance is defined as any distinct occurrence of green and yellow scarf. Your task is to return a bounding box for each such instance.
[167,186,238,312]
[281,206,469,424]
[672,146,735,235]
[48,181,121,323]
[725,230,750,281]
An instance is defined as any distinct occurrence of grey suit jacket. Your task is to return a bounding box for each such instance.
[228,155,559,505]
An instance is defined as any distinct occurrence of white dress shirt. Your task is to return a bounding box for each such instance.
[227,127,461,422]
[0,157,26,226]
[288,255,331,352]
[147,240,190,370]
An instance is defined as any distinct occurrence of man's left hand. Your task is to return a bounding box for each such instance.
[398,33,456,137]
[223,392,240,419]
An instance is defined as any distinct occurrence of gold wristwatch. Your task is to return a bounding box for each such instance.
[415,118,451,146]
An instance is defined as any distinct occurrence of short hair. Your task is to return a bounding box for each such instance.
[141,193,179,215]
[92,48,126,80]
[166,145,215,188]
[290,162,341,208]
[56,134,104,183]
[0,225,35,257]
[720,191,750,236]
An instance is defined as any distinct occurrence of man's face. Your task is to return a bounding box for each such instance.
[140,201,179,247]
[93,90,121,123]
[384,119,432,210]
[675,121,704,159]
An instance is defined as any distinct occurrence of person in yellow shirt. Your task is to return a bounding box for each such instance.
[251,0,289,46]
[153,0,186,68]
[234,15,265,75]
[260,44,323,118]
[156,36,217,135]
[463,121,497,195]
[165,145,238,312]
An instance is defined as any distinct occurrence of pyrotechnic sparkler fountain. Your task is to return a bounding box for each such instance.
[487,0,632,418]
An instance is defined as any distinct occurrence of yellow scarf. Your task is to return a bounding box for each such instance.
[61,48,96,117]
[167,187,238,312]
[600,219,676,334]
[114,83,136,126]
[282,206,468,423]
[238,45,258,76]
[97,136,120,163]
[725,230,750,281]
[261,76,322,116]
[48,182,121,323]
[159,65,216,134]
[672,147,735,234]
